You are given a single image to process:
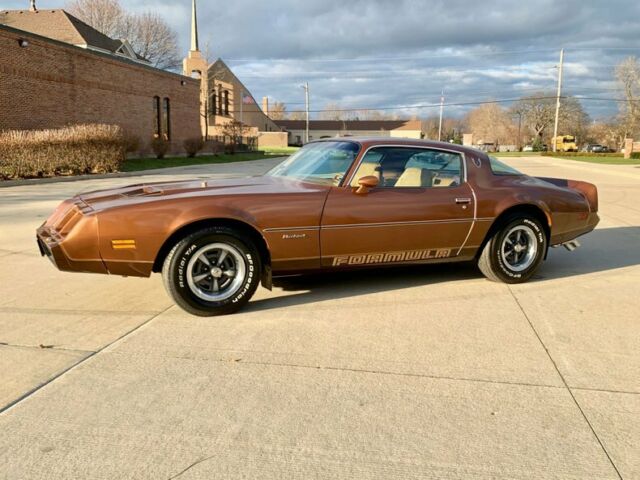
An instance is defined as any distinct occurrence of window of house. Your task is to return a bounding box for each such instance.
[224,90,229,115]
[153,96,161,138]
[350,147,462,188]
[162,98,171,140]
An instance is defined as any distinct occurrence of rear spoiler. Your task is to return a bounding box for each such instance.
[537,177,598,212]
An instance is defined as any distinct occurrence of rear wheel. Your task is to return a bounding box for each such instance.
[478,215,547,283]
[162,227,261,316]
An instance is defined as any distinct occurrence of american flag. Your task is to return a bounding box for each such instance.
[242,94,254,105]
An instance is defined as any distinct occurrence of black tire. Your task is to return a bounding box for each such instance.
[162,227,261,316]
[477,215,547,284]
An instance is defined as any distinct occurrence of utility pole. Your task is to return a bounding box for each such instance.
[302,82,310,144]
[552,48,564,153]
[438,90,445,142]
[517,112,522,151]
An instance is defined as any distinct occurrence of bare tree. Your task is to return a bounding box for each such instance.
[513,93,589,143]
[352,109,396,121]
[587,120,627,150]
[319,103,345,121]
[220,121,251,151]
[268,101,287,120]
[126,12,180,70]
[67,0,181,70]
[421,116,464,142]
[615,56,640,138]
[287,110,306,121]
[465,103,516,145]
[66,0,125,38]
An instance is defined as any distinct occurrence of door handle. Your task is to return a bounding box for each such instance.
[455,198,472,204]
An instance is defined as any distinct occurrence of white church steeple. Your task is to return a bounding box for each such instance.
[190,0,199,52]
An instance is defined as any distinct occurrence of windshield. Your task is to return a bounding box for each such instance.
[267,141,360,185]
[489,156,524,176]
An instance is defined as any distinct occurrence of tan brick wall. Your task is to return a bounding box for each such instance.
[0,26,200,154]
[257,131,288,148]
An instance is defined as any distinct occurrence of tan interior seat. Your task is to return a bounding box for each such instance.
[351,162,381,186]
[395,167,434,188]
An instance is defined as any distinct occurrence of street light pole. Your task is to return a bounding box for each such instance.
[552,48,564,153]
[302,82,310,144]
[438,89,444,142]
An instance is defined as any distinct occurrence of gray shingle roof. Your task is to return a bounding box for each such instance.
[0,9,132,57]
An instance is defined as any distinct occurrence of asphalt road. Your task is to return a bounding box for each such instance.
[0,156,638,479]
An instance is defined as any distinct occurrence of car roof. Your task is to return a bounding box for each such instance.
[309,136,479,156]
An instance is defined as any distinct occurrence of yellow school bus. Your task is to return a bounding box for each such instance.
[553,135,578,152]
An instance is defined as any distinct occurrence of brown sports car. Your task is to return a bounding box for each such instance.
[37,138,599,316]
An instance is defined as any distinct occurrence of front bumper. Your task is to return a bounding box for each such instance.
[36,199,108,275]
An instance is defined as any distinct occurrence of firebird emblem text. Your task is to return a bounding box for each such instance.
[282,233,307,239]
[332,248,452,266]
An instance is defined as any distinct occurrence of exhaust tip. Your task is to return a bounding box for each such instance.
[563,240,581,252]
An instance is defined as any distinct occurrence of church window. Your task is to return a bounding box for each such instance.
[224,90,230,115]
[162,98,171,140]
[153,96,161,138]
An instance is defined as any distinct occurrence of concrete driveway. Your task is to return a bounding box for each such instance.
[0,156,638,479]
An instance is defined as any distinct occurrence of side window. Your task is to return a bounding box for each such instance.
[162,98,171,140]
[350,147,462,188]
[153,96,161,138]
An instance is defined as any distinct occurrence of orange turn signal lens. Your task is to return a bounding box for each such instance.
[111,239,136,249]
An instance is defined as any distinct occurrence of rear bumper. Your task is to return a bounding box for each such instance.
[550,212,600,245]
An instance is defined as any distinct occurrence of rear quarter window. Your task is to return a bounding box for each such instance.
[489,156,524,176]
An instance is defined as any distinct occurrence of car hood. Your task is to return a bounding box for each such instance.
[77,175,330,212]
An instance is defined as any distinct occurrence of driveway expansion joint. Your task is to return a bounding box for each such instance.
[0,342,94,354]
[0,305,173,416]
[162,354,567,391]
[508,286,625,480]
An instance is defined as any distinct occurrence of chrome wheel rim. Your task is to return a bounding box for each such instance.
[500,225,538,272]
[186,243,246,302]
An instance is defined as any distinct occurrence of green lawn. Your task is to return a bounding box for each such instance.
[544,155,640,165]
[261,146,300,155]
[121,152,283,172]
[494,151,640,164]
[493,152,540,157]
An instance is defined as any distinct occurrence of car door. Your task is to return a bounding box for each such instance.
[320,146,474,268]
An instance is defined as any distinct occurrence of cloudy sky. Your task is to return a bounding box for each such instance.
[10,0,640,119]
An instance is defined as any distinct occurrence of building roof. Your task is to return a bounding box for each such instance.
[0,9,146,61]
[274,119,423,131]
[208,58,281,131]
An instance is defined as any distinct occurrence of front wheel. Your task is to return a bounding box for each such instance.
[162,227,261,316]
[477,216,547,283]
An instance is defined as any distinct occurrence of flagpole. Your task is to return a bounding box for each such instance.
[240,90,243,125]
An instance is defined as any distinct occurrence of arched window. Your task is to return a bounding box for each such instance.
[224,90,229,116]
[210,90,217,116]
[153,96,161,137]
[217,86,223,115]
[162,97,171,140]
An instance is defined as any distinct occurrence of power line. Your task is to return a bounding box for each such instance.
[269,87,623,107]
[224,46,640,64]
[224,95,638,116]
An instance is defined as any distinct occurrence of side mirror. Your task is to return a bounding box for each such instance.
[354,175,379,194]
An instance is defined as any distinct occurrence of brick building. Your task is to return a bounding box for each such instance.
[0,7,201,153]
[182,0,287,148]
